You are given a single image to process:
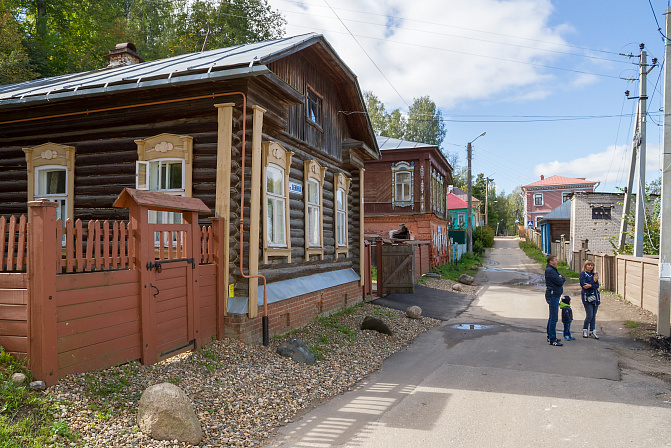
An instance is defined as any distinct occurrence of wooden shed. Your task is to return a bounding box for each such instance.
[0,33,379,371]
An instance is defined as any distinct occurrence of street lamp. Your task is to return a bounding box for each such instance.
[467,131,486,253]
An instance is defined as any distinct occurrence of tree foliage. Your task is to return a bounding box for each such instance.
[0,0,286,83]
[608,184,660,255]
[364,90,453,162]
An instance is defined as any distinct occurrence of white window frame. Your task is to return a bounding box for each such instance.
[35,165,69,222]
[266,164,287,247]
[391,161,414,208]
[334,172,351,257]
[304,159,326,260]
[534,193,543,206]
[262,141,293,264]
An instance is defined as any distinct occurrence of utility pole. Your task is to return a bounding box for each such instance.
[466,132,486,253]
[658,7,671,337]
[485,177,489,226]
[633,44,647,257]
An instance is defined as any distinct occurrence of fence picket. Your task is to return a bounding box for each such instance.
[86,220,94,271]
[103,221,110,270]
[16,215,26,271]
[112,221,119,270]
[75,219,84,272]
[120,222,127,269]
[65,219,74,272]
[94,220,102,270]
[7,216,16,270]
[56,219,63,272]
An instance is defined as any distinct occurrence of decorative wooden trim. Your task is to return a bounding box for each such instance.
[135,133,193,197]
[304,159,326,260]
[334,172,351,258]
[23,143,76,223]
[215,103,234,317]
[262,141,294,264]
[248,105,266,318]
[391,161,414,209]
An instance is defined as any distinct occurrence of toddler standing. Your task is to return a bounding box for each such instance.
[560,296,575,341]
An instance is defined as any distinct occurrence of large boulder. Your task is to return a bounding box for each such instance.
[360,316,392,335]
[406,306,422,319]
[276,338,316,364]
[137,383,203,445]
[458,274,475,285]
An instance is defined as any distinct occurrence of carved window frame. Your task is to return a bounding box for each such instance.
[304,159,326,260]
[392,161,414,209]
[334,173,351,257]
[262,141,294,264]
[24,143,75,224]
[306,85,323,130]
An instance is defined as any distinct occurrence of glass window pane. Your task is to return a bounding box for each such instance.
[267,198,275,243]
[149,161,160,190]
[168,162,183,189]
[308,180,319,204]
[137,162,147,189]
[308,206,320,246]
[267,165,283,195]
[38,169,66,195]
[337,189,344,210]
[275,200,285,245]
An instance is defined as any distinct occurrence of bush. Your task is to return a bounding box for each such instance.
[473,225,494,253]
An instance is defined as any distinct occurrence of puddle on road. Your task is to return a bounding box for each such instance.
[452,323,501,330]
[482,260,545,286]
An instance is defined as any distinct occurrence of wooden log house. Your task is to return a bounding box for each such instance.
[0,34,379,344]
[363,136,453,267]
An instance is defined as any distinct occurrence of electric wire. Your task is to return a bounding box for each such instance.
[648,0,668,40]
[274,0,627,57]
[322,0,409,107]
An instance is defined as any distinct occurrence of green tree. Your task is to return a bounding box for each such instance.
[0,0,37,84]
[608,184,660,255]
[404,95,447,148]
[363,91,389,136]
[3,0,286,83]
[385,109,406,139]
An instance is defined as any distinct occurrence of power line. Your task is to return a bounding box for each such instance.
[321,0,409,107]
[274,0,627,57]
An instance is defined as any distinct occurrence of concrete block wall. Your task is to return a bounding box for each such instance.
[570,192,623,254]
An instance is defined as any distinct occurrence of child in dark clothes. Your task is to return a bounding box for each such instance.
[560,295,575,341]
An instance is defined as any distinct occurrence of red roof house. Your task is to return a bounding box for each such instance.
[522,175,598,227]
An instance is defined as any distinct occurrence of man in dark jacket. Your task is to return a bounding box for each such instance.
[545,255,565,346]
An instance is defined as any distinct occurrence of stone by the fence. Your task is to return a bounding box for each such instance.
[406,306,422,319]
[469,265,480,270]
[276,338,316,364]
[458,274,475,285]
[360,316,393,335]
[11,373,26,387]
[137,383,203,445]
[452,283,464,292]
[29,381,46,391]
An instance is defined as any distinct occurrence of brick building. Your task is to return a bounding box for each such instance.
[569,192,624,254]
[522,175,598,228]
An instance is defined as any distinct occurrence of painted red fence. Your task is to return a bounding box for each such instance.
[1,215,27,272]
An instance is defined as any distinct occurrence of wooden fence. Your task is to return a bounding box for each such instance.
[616,255,660,315]
[0,194,224,386]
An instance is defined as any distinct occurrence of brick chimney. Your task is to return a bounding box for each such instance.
[104,43,144,68]
[540,175,544,180]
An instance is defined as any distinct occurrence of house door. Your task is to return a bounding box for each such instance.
[148,257,197,362]
[380,243,415,295]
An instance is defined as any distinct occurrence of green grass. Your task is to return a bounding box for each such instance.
[625,320,641,328]
[432,252,482,281]
[371,267,377,282]
[519,238,579,280]
[0,348,79,447]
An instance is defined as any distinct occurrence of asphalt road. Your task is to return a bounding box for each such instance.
[269,237,671,447]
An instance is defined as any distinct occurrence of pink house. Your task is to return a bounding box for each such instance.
[522,175,598,227]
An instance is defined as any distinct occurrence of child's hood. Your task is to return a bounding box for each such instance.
[560,302,571,309]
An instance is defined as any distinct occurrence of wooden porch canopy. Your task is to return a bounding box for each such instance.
[113,188,211,213]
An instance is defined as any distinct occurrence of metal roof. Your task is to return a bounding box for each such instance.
[376,136,435,151]
[0,33,321,108]
[539,200,571,222]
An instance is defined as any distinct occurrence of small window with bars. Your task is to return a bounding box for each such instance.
[592,207,611,220]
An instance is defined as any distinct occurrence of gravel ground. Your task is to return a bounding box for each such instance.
[45,295,446,447]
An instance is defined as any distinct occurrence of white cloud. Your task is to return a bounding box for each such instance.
[269,0,571,110]
[533,143,662,192]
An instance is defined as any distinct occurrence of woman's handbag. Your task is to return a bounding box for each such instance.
[585,293,597,303]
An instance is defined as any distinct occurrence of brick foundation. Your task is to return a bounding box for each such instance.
[223,280,363,344]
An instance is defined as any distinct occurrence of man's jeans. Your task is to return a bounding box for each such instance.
[546,296,560,342]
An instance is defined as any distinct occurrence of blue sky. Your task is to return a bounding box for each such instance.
[265,0,668,196]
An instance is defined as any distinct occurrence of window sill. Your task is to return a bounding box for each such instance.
[305,247,324,260]
[306,119,323,133]
[263,247,292,264]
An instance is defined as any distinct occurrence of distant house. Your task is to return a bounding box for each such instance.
[363,136,453,267]
[522,175,598,227]
[537,200,571,254]
[449,185,482,226]
[446,187,479,258]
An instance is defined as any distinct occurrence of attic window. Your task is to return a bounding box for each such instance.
[306,87,322,128]
[592,207,611,220]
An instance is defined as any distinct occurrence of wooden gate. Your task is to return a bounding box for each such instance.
[379,243,415,295]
